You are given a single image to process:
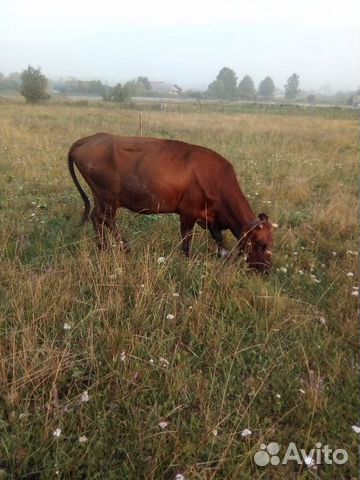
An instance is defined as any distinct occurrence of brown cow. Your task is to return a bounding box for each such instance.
[68,133,274,273]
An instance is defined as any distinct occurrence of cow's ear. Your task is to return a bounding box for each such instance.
[258,213,268,222]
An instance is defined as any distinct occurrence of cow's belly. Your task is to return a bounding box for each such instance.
[124,198,178,215]
[119,179,179,214]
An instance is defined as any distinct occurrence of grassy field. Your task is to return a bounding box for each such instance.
[0,101,359,479]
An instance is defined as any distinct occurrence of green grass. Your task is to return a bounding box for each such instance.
[0,101,359,479]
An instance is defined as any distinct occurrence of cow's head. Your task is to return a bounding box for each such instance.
[240,213,275,274]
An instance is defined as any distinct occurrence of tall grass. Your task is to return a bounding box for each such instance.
[0,102,359,479]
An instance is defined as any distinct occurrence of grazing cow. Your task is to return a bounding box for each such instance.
[68,133,275,273]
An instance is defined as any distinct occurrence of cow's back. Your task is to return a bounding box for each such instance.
[70,134,235,214]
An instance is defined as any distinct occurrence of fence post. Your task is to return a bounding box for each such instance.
[139,109,143,136]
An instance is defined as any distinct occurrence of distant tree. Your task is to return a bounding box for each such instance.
[184,90,204,100]
[284,73,300,100]
[8,72,21,82]
[0,72,21,91]
[122,80,138,97]
[102,84,113,101]
[121,77,153,97]
[207,67,238,100]
[208,79,225,99]
[137,76,151,91]
[307,93,316,104]
[111,83,130,102]
[20,66,49,102]
[56,78,107,95]
[238,75,256,100]
[258,76,275,99]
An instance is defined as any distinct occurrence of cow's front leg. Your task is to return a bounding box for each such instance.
[209,226,230,258]
[180,215,196,257]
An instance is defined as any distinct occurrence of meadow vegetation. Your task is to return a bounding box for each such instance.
[0,101,359,479]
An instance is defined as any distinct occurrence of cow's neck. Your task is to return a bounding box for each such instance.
[222,186,256,239]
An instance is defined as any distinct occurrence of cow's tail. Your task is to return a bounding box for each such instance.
[68,147,91,224]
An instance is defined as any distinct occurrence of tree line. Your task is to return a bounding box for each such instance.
[2,65,357,105]
[0,67,156,103]
[207,67,300,100]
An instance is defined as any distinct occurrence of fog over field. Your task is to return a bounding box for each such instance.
[1,0,359,91]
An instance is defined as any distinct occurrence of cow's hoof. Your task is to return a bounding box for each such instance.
[219,247,230,258]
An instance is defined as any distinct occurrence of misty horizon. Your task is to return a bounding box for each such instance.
[1,0,359,93]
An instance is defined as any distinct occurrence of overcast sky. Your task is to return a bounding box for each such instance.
[1,0,359,92]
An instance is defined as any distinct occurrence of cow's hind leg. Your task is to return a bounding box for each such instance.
[180,215,196,257]
[104,204,130,252]
[80,201,91,225]
[91,202,107,250]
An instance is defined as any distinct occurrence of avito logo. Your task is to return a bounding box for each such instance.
[254,442,348,467]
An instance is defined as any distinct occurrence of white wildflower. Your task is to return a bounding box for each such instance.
[159,357,169,367]
[81,391,89,403]
[347,272,354,277]
[351,425,360,434]
[109,274,117,279]
[280,267,287,273]
[157,256,166,264]
[63,323,71,330]
[319,316,326,325]
[299,388,306,394]
[275,393,281,399]
[166,314,175,320]
[175,474,185,480]
[158,421,168,429]
[351,290,359,297]
[332,251,337,256]
[19,413,30,419]
[241,428,252,438]
[120,351,126,362]
[298,270,304,275]
[149,359,154,365]
[79,435,88,443]
[304,455,315,468]
[53,428,62,438]
[172,293,180,297]
[212,428,218,436]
